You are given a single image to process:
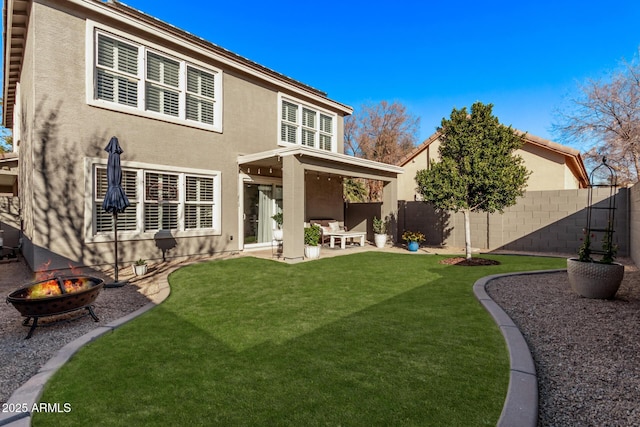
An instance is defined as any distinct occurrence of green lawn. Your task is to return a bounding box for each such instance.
[35,252,565,426]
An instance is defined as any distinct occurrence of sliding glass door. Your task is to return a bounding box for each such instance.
[243,183,282,246]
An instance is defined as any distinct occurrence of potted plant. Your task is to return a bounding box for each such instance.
[402,230,425,252]
[567,158,624,299]
[272,212,283,241]
[567,226,624,299]
[304,224,322,259]
[372,216,387,248]
[132,258,148,276]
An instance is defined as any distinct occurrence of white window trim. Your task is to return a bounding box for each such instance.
[85,20,223,133]
[277,93,337,153]
[84,157,222,243]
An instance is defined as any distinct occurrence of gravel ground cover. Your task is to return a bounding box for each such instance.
[0,259,151,404]
[487,268,640,426]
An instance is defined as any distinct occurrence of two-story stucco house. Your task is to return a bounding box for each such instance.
[2,0,402,271]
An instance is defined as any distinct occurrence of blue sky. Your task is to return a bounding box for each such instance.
[21,1,640,149]
[118,0,640,149]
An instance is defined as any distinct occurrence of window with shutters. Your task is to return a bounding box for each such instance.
[96,33,139,107]
[281,101,298,144]
[185,176,214,229]
[94,166,138,233]
[186,66,216,125]
[144,172,179,231]
[279,97,336,152]
[91,29,221,131]
[145,52,180,117]
[91,163,220,238]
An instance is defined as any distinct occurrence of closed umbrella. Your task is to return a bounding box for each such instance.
[103,136,130,288]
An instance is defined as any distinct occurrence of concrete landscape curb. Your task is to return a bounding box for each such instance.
[473,269,566,427]
[0,270,173,427]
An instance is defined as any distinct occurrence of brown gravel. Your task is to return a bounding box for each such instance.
[487,267,640,426]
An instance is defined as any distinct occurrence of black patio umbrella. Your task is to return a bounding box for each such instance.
[103,136,130,288]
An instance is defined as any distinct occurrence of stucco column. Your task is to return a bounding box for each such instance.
[282,155,305,261]
[381,178,398,243]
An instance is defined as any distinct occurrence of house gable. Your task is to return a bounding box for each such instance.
[398,130,589,200]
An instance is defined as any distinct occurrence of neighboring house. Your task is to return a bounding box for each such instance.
[2,0,403,271]
[397,130,589,201]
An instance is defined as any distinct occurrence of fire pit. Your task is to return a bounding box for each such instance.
[6,276,104,339]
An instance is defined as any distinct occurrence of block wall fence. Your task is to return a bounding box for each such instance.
[629,183,640,266]
[350,184,640,261]
[396,188,630,256]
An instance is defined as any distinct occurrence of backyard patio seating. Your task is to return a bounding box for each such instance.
[309,219,367,249]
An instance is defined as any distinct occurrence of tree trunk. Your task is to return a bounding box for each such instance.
[633,149,640,184]
[463,209,472,260]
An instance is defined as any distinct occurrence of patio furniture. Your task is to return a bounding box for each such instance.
[308,219,367,249]
[328,231,366,249]
[309,219,345,246]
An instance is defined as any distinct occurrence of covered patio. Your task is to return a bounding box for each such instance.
[238,146,403,261]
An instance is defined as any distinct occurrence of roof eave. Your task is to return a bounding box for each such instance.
[239,146,404,175]
[1,0,353,127]
[97,0,353,115]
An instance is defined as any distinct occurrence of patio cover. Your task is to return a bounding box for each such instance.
[238,146,404,261]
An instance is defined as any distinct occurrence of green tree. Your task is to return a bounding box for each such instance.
[415,102,530,259]
[343,178,368,202]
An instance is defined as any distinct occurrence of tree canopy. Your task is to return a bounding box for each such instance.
[553,55,640,185]
[345,100,418,201]
[415,102,530,258]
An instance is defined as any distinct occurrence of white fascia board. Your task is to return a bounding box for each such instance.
[238,147,404,175]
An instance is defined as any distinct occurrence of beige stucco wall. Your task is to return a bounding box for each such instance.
[398,136,579,201]
[397,139,440,201]
[16,4,37,264]
[517,143,578,191]
[19,1,349,270]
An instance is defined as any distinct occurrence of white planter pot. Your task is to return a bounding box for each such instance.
[273,228,283,241]
[567,258,624,299]
[374,233,387,248]
[304,245,321,259]
[133,264,148,276]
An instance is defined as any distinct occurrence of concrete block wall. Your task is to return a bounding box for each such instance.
[492,188,628,255]
[629,183,640,266]
[351,181,640,263]
[396,187,629,256]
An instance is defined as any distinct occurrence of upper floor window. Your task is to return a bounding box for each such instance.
[91,30,222,132]
[279,97,336,152]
